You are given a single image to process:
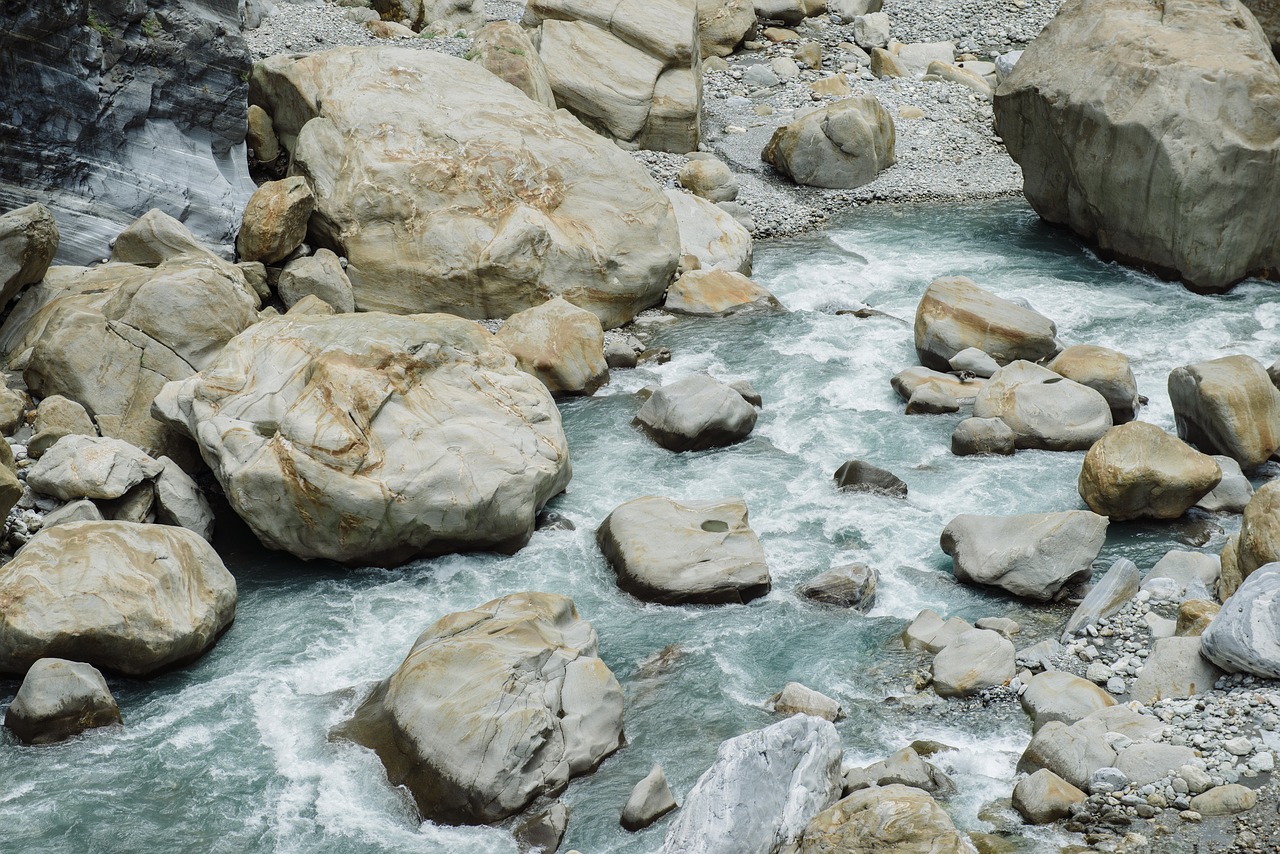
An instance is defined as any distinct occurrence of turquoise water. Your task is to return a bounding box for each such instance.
[3,200,1277,853]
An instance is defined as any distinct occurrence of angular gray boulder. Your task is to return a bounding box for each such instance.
[634,373,758,452]
[762,96,895,189]
[0,521,237,676]
[1019,671,1116,733]
[338,593,623,824]
[994,0,1280,291]
[941,510,1108,601]
[973,361,1112,451]
[1201,562,1280,679]
[24,434,163,501]
[833,459,907,497]
[1061,558,1139,639]
[621,763,678,831]
[798,564,877,611]
[495,296,610,396]
[659,714,843,854]
[914,276,1059,371]
[597,496,771,604]
[0,0,254,264]
[4,658,121,745]
[930,628,1015,697]
[1130,636,1223,704]
[250,47,679,328]
[154,312,571,566]
[1169,355,1280,469]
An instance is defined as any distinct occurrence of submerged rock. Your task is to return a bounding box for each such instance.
[1169,355,1280,469]
[597,496,771,605]
[339,593,623,825]
[155,312,571,566]
[250,47,679,328]
[798,564,877,611]
[941,510,1108,601]
[3,658,121,745]
[659,714,843,854]
[0,521,236,676]
[633,374,758,452]
[914,276,1059,371]
[993,0,1280,291]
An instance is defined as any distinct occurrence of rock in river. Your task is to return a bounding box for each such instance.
[154,312,571,566]
[597,496,771,604]
[1078,421,1225,518]
[659,714,843,854]
[4,658,121,745]
[0,521,237,676]
[250,47,679,328]
[914,276,1059,371]
[633,373,758,452]
[1169,355,1280,469]
[495,296,610,396]
[795,784,972,854]
[930,628,1015,697]
[993,0,1280,291]
[973,361,1112,451]
[338,592,623,824]
[762,95,896,189]
[941,510,1108,601]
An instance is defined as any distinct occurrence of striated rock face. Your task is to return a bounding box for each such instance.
[0,521,237,676]
[0,0,254,264]
[525,0,702,153]
[660,714,843,854]
[251,47,679,328]
[993,0,1280,291]
[1202,562,1280,678]
[469,21,556,108]
[796,784,974,854]
[155,312,571,566]
[338,593,623,824]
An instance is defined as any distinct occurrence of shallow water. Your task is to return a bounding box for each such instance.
[3,200,1277,853]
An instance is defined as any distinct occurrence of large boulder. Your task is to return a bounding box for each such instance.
[374,0,484,33]
[250,47,679,329]
[495,296,610,396]
[799,564,877,611]
[0,521,236,676]
[1221,482,1280,596]
[664,189,754,275]
[154,312,572,566]
[1,246,261,463]
[993,0,1280,291]
[1048,345,1140,423]
[697,0,755,57]
[25,434,163,501]
[469,21,557,108]
[597,496,771,604]
[913,277,1059,371]
[972,361,1112,451]
[930,628,1015,697]
[525,0,702,152]
[795,784,974,854]
[1012,769,1086,825]
[3,658,121,745]
[235,177,313,264]
[659,714,843,854]
[622,764,679,831]
[338,593,623,824]
[1017,705,1164,790]
[1169,355,1280,469]
[1020,671,1116,732]
[762,96,896,189]
[0,203,58,308]
[1201,562,1280,678]
[633,373,758,452]
[941,510,1108,601]
[1077,422,1222,520]
[277,248,355,314]
[0,1,254,264]
[665,270,780,316]
[1129,636,1223,704]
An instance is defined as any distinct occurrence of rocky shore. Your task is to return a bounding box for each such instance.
[2,0,1280,852]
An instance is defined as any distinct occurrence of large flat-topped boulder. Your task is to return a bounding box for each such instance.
[338,593,623,824]
[250,47,679,328]
[525,0,702,152]
[994,0,1280,291]
[154,312,571,566]
[914,276,1059,371]
[973,361,1112,451]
